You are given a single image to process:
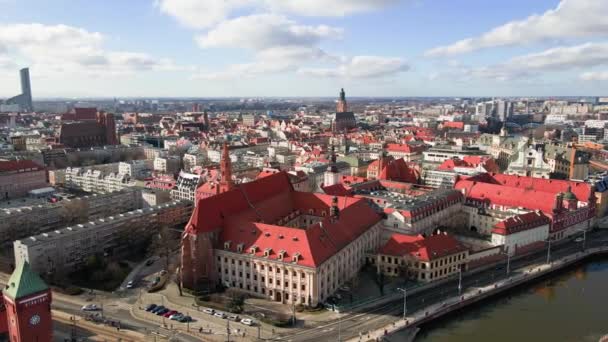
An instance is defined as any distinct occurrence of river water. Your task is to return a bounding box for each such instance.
[412,257,608,342]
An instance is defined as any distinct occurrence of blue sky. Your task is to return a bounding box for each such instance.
[0,0,607,98]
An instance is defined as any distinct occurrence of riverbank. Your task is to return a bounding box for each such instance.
[350,245,608,342]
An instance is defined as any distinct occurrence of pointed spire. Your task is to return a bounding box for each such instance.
[219,142,234,193]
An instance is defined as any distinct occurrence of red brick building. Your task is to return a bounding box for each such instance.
[59,109,118,148]
[0,160,47,200]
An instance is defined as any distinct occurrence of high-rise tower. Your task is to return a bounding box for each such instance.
[337,88,347,113]
[19,68,33,112]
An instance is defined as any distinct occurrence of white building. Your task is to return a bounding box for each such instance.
[491,211,550,255]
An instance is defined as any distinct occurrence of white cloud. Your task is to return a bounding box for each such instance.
[158,0,401,28]
[193,46,335,80]
[156,0,253,29]
[0,23,181,76]
[580,71,608,81]
[431,42,608,82]
[265,0,401,17]
[426,0,608,56]
[195,14,342,50]
[299,56,409,78]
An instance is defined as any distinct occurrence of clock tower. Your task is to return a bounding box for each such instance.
[2,262,52,342]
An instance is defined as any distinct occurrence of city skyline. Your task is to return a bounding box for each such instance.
[0,0,607,98]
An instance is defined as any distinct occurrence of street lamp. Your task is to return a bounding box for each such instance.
[546,239,552,264]
[576,228,587,250]
[501,251,511,276]
[397,288,407,319]
[457,266,463,295]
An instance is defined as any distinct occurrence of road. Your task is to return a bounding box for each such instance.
[275,230,608,342]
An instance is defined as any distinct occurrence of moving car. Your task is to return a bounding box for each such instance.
[240,318,254,326]
[81,304,100,311]
[126,280,135,289]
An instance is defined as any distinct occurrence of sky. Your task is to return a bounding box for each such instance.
[0,0,607,98]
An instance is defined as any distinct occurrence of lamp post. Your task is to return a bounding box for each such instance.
[458,266,462,295]
[397,288,407,319]
[546,239,552,264]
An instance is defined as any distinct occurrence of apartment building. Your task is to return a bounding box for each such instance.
[14,201,193,275]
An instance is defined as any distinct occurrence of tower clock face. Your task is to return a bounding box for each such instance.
[29,314,41,326]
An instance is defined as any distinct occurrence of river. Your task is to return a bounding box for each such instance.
[410,257,608,342]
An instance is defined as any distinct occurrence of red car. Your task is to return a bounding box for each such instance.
[163,310,177,318]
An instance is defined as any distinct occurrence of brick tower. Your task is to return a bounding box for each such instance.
[219,142,234,193]
[2,262,52,342]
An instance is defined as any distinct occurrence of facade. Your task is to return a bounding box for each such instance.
[64,167,136,193]
[506,143,552,178]
[154,156,182,175]
[181,172,384,306]
[423,146,490,167]
[0,189,142,244]
[491,211,551,255]
[59,111,118,148]
[171,171,203,202]
[118,160,152,179]
[14,201,192,275]
[385,143,425,162]
[0,160,47,200]
[1,262,52,342]
[374,233,468,283]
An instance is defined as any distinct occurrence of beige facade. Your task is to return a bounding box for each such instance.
[375,249,468,283]
[215,222,383,306]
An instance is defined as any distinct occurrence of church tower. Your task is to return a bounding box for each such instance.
[337,88,347,113]
[324,144,340,187]
[3,262,53,342]
[219,142,234,193]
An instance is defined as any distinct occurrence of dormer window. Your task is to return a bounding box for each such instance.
[309,209,314,215]
[292,253,301,263]
[278,250,286,260]
[237,243,244,253]
[250,245,258,254]
[264,248,272,257]
[224,241,231,250]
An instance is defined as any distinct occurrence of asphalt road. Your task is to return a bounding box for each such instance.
[275,230,608,342]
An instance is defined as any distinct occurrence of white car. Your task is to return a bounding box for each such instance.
[203,308,215,315]
[214,312,226,319]
[126,280,135,289]
[575,238,584,243]
[81,304,99,311]
[240,318,254,326]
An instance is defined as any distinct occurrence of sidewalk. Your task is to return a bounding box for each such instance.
[53,309,147,341]
[351,246,608,342]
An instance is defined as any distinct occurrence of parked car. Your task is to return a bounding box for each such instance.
[214,312,226,319]
[227,315,239,321]
[240,318,254,326]
[163,310,177,318]
[151,305,165,314]
[575,237,584,243]
[169,313,183,320]
[145,304,158,312]
[156,308,169,316]
[126,280,135,289]
[203,308,215,315]
[81,304,100,311]
[178,315,192,323]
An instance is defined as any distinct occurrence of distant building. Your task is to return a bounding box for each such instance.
[171,171,203,202]
[2,68,33,112]
[59,110,118,148]
[374,233,468,282]
[333,88,356,132]
[0,160,47,200]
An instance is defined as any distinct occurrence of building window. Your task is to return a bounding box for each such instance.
[301,284,305,291]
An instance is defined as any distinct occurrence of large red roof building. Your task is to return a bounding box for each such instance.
[180,171,384,306]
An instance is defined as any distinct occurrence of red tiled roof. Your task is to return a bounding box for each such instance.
[386,143,425,154]
[368,157,419,183]
[0,160,43,173]
[492,211,550,235]
[466,173,591,202]
[187,172,382,267]
[379,233,468,261]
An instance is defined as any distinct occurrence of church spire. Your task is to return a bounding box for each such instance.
[337,88,348,113]
[219,142,234,193]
